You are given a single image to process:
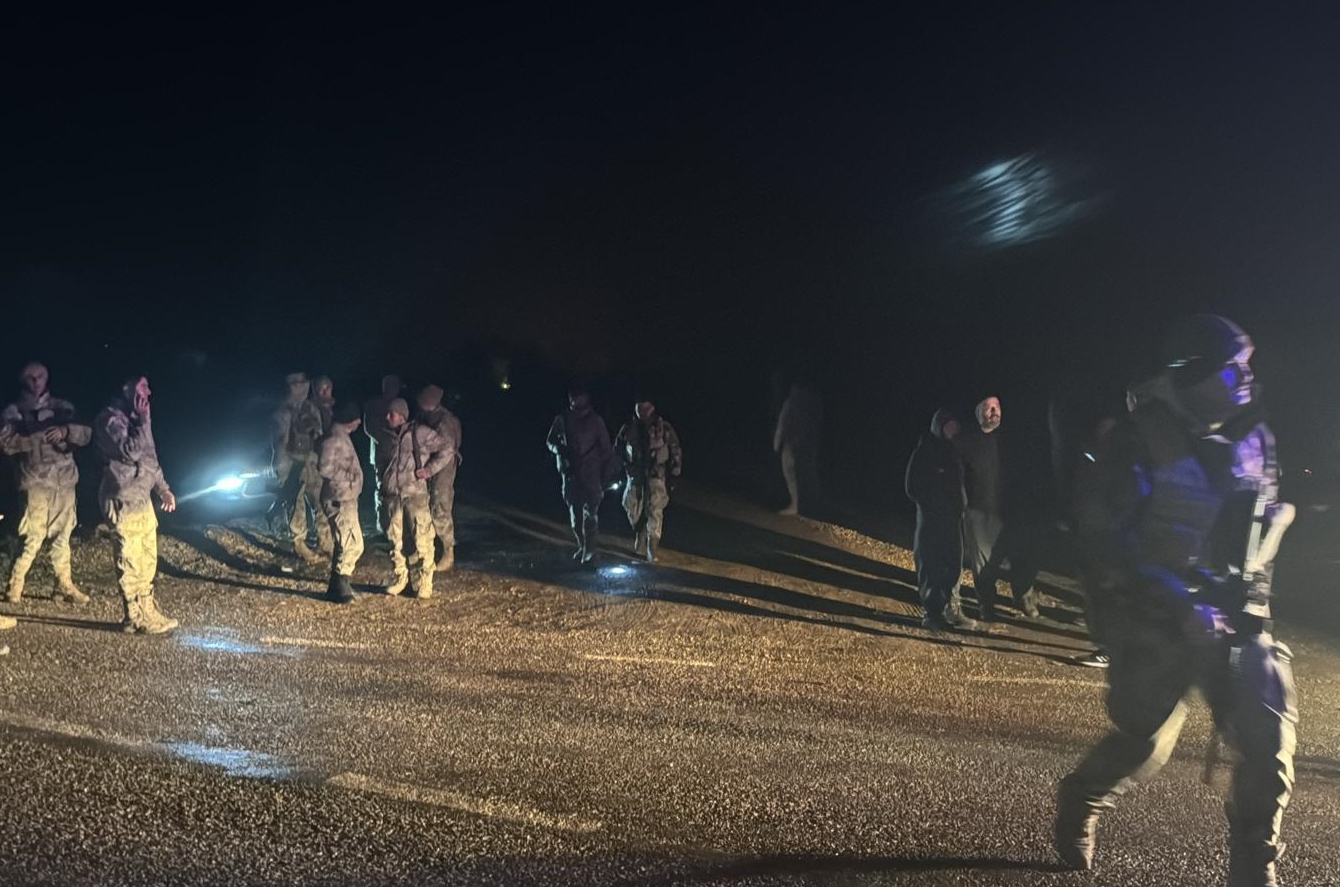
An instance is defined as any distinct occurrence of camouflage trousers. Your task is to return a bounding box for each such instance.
[11,485,78,583]
[322,498,365,577]
[1062,608,1297,868]
[429,459,458,548]
[622,477,669,542]
[107,500,159,602]
[287,458,332,551]
[386,494,435,591]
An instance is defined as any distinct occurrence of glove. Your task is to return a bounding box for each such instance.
[1186,602,1230,642]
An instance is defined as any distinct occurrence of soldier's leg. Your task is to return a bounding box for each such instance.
[114,503,174,633]
[431,461,458,548]
[562,479,584,557]
[333,503,365,576]
[288,462,310,541]
[303,462,332,553]
[428,465,457,569]
[7,488,53,600]
[49,486,87,603]
[384,495,409,594]
[580,491,602,563]
[644,478,668,561]
[410,497,436,598]
[779,444,800,514]
[1057,614,1194,869]
[1212,634,1298,885]
[646,478,669,542]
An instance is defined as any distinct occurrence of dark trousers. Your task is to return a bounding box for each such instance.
[1063,609,1296,867]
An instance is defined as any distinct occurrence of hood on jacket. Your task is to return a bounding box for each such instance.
[930,408,959,440]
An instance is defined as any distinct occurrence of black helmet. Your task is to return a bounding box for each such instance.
[1162,314,1252,387]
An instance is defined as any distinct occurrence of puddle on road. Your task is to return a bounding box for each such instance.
[164,742,294,779]
[176,630,300,658]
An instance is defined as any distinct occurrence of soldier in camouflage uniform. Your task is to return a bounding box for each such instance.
[2,363,93,604]
[614,400,682,563]
[363,375,402,535]
[317,401,364,604]
[416,384,463,571]
[0,511,14,637]
[273,372,330,561]
[311,375,335,435]
[94,376,178,634]
[380,398,453,598]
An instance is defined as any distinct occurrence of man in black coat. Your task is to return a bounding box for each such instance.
[905,408,978,631]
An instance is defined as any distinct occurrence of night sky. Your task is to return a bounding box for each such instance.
[6,6,1340,497]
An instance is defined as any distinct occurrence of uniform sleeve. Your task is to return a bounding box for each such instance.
[97,410,151,465]
[664,421,682,475]
[65,422,93,447]
[1,405,33,454]
[1073,418,1163,602]
[419,427,454,477]
[272,408,292,452]
[317,436,336,481]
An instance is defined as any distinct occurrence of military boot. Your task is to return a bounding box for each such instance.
[1054,776,1100,871]
[5,575,24,604]
[326,572,356,604]
[632,531,647,557]
[942,603,981,632]
[435,544,454,572]
[384,571,409,596]
[646,535,658,564]
[1019,588,1041,620]
[414,572,434,600]
[137,594,179,634]
[56,572,91,605]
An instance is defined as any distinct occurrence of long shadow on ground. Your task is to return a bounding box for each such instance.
[473,509,1090,664]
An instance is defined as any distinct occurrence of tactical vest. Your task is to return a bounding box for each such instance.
[1128,402,1273,584]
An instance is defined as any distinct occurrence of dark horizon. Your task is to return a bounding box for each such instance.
[6,6,1340,499]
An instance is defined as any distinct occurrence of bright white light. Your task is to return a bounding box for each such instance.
[500,379,512,391]
[940,153,1102,250]
[601,565,632,578]
[215,475,246,492]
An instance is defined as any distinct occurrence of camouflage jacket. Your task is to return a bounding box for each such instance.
[381,422,453,499]
[312,395,335,436]
[95,402,170,508]
[1,392,91,490]
[615,416,682,482]
[272,397,323,469]
[317,425,364,503]
[419,407,463,463]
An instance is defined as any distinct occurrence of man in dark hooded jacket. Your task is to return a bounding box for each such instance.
[547,390,612,564]
[905,409,979,631]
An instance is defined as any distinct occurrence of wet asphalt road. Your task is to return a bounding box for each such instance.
[1,490,1338,886]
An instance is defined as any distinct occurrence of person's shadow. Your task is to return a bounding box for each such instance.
[619,852,1071,884]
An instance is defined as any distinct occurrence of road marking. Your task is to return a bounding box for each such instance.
[965,675,1105,687]
[328,772,602,833]
[582,653,717,668]
[0,712,147,748]
[259,636,372,651]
